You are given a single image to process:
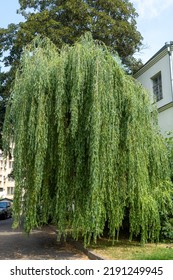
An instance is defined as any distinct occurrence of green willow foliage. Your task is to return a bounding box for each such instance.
[3,35,173,244]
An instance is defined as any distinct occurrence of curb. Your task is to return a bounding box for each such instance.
[48,225,105,260]
[66,236,105,260]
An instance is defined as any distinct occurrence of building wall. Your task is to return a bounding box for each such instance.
[136,54,173,108]
[134,45,173,135]
[158,106,173,136]
[0,149,15,200]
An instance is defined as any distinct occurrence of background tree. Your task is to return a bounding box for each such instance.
[3,35,172,245]
[0,0,143,146]
[17,0,142,65]
[0,70,13,148]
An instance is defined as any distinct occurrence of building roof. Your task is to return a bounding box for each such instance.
[0,198,13,202]
[134,41,173,78]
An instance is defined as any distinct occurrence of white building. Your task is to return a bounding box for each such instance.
[134,41,173,136]
[0,148,15,200]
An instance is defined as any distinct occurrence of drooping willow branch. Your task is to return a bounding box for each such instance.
[3,34,172,244]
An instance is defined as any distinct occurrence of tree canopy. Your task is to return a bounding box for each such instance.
[1,0,143,71]
[18,0,142,64]
[3,35,172,245]
[0,0,143,147]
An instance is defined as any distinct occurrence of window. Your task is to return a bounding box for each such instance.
[7,187,14,195]
[0,188,3,192]
[9,161,13,169]
[151,72,163,101]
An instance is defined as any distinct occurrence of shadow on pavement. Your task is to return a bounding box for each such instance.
[0,218,88,260]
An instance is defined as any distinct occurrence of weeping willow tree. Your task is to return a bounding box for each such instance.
[3,34,173,244]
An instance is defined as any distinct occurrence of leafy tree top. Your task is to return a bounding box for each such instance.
[1,0,143,71]
[0,0,143,148]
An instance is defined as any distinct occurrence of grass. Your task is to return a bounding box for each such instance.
[87,238,173,260]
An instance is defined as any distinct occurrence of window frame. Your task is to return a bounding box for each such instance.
[7,187,14,195]
[151,71,163,102]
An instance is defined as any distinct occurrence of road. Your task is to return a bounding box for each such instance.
[0,218,88,260]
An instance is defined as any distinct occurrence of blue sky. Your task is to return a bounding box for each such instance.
[0,0,173,64]
[132,0,173,63]
[0,0,23,28]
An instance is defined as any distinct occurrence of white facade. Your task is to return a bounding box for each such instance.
[0,148,15,200]
[134,42,173,136]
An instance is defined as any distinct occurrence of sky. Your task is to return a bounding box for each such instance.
[0,0,173,65]
[132,0,173,63]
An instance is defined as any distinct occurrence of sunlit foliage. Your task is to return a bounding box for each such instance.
[3,35,172,245]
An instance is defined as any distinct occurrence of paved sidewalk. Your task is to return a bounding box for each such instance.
[0,218,88,260]
[48,225,105,260]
